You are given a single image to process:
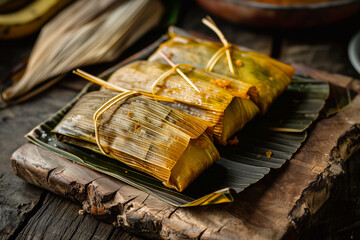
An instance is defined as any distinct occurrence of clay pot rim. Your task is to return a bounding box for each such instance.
[212,0,359,10]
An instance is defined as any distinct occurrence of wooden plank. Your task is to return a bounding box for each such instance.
[11,68,360,239]
[0,83,81,238]
[16,193,142,240]
[279,23,360,236]
[281,41,354,75]
[298,151,360,239]
[280,21,360,77]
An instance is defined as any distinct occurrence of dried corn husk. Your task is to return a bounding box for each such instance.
[2,0,163,102]
[149,33,295,114]
[106,60,260,145]
[53,91,219,192]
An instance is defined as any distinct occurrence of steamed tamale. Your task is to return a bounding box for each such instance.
[105,60,260,145]
[148,33,296,114]
[53,91,219,192]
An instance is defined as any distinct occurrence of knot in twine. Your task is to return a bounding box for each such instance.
[202,16,235,76]
[73,50,200,155]
[152,51,200,94]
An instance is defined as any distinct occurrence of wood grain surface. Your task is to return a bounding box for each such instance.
[15,193,142,240]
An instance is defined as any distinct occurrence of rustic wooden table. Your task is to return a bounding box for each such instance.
[1,2,360,240]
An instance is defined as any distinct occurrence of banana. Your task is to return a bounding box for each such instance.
[0,0,32,14]
[0,0,73,40]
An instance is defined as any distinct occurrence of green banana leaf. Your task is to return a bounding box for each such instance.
[261,75,329,132]
[25,32,330,207]
[26,73,327,207]
[322,83,357,117]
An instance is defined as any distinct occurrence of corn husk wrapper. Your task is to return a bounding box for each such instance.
[106,60,260,145]
[2,0,163,102]
[148,33,296,114]
[53,91,220,192]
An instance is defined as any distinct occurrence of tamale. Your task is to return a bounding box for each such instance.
[148,33,296,114]
[52,91,220,192]
[105,60,260,145]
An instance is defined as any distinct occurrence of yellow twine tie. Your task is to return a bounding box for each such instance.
[153,51,200,95]
[73,69,173,155]
[202,16,235,75]
[73,69,175,102]
[93,91,139,155]
[73,64,197,155]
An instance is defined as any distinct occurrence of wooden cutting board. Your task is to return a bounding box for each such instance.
[11,65,360,239]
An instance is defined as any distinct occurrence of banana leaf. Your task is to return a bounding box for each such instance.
[26,72,326,206]
[261,75,329,132]
[322,84,357,117]
[25,31,329,206]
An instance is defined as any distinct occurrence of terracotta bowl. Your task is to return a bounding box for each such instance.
[195,0,360,28]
